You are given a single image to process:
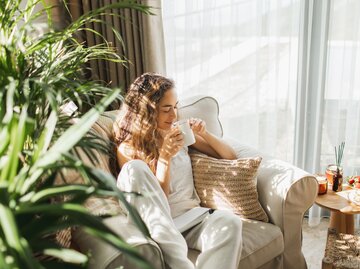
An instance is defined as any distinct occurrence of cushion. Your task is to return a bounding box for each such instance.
[178,96,223,138]
[190,152,269,222]
[188,219,284,268]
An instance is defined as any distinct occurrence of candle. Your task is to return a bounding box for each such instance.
[316,175,328,195]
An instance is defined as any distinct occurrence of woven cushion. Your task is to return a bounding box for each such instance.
[190,152,269,222]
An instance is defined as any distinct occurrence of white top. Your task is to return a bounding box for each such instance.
[168,147,201,218]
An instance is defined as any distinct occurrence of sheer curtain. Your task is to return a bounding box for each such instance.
[321,0,360,180]
[163,0,301,163]
[306,0,360,226]
[163,0,360,227]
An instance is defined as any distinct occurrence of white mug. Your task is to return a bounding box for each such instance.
[174,119,196,147]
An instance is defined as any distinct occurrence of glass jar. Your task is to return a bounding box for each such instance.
[316,175,328,195]
[325,164,343,192]
[325,164,343,185]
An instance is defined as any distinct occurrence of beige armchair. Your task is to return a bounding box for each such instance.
[71,95,318,269]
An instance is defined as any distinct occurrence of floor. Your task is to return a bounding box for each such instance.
[302,217,330,269]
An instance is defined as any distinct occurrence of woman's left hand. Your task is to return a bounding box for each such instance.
[190,118,207,137]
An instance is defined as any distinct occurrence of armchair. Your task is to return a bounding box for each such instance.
[71,95,318,269]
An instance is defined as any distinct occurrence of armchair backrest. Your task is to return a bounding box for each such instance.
[178,95,223,138]
[55,95,223,217]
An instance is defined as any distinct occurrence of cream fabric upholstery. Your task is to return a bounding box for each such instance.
[188,219,284,269]
[73,215,164,269]
[227,137,318,269]
[70,95,317,269]
[178,96,223,138]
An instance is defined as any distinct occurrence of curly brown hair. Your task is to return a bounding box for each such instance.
[113,73,175,171]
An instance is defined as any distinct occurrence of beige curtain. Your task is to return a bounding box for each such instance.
[51,0,166,92]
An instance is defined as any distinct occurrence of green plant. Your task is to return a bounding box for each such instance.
[0,0,153,268]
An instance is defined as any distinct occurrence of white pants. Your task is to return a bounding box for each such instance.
[117,160,243,269]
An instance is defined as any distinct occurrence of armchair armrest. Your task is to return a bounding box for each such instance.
[73,215,165,269]
[225,137,317,269]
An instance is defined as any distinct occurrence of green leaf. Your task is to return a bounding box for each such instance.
[43,248,87,264]
[83,227,154,269]
[0,204,38,269]
[3,77,16,123]
[0,125,10,158]
[32,110,58,163]
[85,166,150,238]
[15,203,153,268]
[16,203,113,234]
[28,185,96,203]
[0,78,18,177]
[19,89,120,195]
[0,237,12,269]
[0,106,28,184]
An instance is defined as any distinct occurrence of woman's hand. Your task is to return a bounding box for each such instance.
[189,117,237,160]
[190,118,207,137]
[159,128,184,160]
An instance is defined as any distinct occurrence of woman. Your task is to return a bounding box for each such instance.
[113,73,243,269]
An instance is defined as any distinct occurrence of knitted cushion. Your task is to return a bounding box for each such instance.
[190,152,269,222]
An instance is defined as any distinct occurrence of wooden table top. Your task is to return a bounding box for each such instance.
[315,186,360,214]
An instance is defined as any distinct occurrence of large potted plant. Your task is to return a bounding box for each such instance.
[0,0,153,268]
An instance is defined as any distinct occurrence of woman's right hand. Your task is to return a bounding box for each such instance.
[159,127,184,160]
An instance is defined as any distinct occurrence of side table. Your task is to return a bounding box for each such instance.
[315,186,360,234]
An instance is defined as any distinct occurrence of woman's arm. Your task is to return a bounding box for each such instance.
[156,128,184,197]
[190,118,236,160]
[117,143,172,195]
[117,128,184,197]
[117,142,173,198]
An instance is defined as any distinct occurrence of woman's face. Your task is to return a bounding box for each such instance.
[157,89,178,130]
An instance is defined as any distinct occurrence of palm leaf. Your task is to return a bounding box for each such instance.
[15,203,153,268]
[21,185,95,204]
[83,227,154,269]
[19,88,120,195]
[1,1,155,268]
[0,204,39,269]
[0,106,28,184]
[0,245,11,269]
[32,110,57,164]
[85,166,150,237]
[43,248,87,264]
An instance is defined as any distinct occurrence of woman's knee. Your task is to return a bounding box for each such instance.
[117,160,159,191]
[121,159,149,173]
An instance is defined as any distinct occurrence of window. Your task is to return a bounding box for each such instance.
[163,0,301,163]
[163,0,360,176]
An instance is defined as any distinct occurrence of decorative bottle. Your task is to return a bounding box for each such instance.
[332,167,343,192]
